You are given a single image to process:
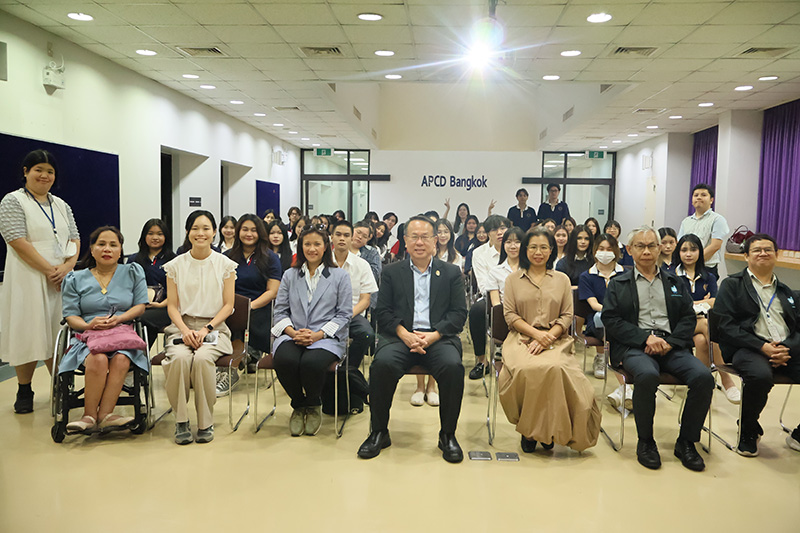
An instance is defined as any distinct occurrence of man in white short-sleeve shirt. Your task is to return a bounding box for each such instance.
[677,183,730,279]
[332,220,378,368]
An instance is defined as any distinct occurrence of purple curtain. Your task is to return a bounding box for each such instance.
[688,126,718,214]
[757,99,800,251]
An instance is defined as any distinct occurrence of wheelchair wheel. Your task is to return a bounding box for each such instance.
[51,422,66,443]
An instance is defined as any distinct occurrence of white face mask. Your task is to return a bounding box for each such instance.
[595,251,616,265]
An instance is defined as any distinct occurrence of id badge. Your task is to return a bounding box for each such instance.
[203,330,220,345]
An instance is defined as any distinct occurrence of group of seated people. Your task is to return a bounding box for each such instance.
[9,182,799,471]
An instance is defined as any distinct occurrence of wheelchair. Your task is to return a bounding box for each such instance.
[50,320,153,443]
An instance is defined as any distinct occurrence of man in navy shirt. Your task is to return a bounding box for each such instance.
[506,188,537,231]
[538,184,570,225]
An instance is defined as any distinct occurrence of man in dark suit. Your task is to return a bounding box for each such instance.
[713,233,800,456]
[602,225,714,471]
[357,216,468,463]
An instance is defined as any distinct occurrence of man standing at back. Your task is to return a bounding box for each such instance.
[357,216,468,463]
[507,188,537,232]
[677,184,729,279]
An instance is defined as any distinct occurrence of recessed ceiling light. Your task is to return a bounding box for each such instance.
[136,49,157,56]
[612,140,622,144]
[67,12,93,22]
[698,102,714,107]
[735,85,753,91]
[375,50,395,57]
[312,143,320,147]
[628,133,639,137]
[254,113,266,117]
[358,13,383,21]
[599,146,608,149]
[288,131,298,134]
[199,84,216,90]
[560,50,581,57]
[587,13,612,23]
[543,164,558,168]
[273,123,284,127]
[647,125,659,129]
[542,75,560,81]
[182,74,200,79]
[669,115,682,119]
[758,75,778,81]
[385,74,402,80]
[301,137,310,141]
[230,100,244,105]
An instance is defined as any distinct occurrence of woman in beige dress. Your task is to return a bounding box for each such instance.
[499,228,601,453]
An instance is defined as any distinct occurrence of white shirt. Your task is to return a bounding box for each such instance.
[437,249,464,271]
[485,260,516,299]
[164,251,237,318]
[472,243,501,294]
[334,251,378,315]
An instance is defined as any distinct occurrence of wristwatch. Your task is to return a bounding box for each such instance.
[205,323,214,332]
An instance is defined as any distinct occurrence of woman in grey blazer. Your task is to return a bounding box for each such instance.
[271,226,352,436]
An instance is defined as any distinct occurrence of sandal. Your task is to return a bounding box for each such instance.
[66,415,97,432]
[98,414,134,430]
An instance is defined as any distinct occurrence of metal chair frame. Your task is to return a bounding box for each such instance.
[486,303,508,446]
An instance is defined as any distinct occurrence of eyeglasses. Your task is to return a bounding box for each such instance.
[406,234,434,242]
[632,243,659,251]
[527,245,551,252]
[749,247,775,255]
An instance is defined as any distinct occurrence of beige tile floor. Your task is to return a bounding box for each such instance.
[1,336,799,533]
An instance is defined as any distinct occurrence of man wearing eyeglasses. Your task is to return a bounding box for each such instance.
[713,233,800,457]
[358,215,468,463]
[602,225,714,471]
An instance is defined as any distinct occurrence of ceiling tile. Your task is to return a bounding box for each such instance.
[408,4,498,27]
[253,3,337,25]
[137,25,220,45]
[632,3,727,26]
[273,25,348,43]
[205,24,283,43]
[27,3,126,26]
[226,42,299,59]
[2,4,60,26]
[70,25,151,44]
[709,2,800,25]
[744,25,800,45]
[341,25,414,44]
[303,58,365,71]
[548,26,625,44]
[614,25,698,45]
[101,4,197,25]
[39,24,99,45]
[681,25,772,44]
[249,58,312,71]
[351,43,416,59]
[178,3,264,26]
[658,43,740,59]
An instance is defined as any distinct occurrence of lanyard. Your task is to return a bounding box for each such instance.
[758,291,777,316]
[24,188,57,236]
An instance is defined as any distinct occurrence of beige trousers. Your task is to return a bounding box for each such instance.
[163,316,232,430]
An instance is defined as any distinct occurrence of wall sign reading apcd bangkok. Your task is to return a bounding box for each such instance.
[420,175,488,191]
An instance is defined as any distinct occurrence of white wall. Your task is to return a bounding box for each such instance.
[715,110,763,232]
[0,14,300,247]
[615,135,668,237]
[369,150,543,223]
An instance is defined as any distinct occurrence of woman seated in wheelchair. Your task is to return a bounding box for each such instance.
[61,226,148,432]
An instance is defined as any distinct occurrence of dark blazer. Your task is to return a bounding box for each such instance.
[375,257,467,350]
[713,268,800,363]
[601,268,696,365]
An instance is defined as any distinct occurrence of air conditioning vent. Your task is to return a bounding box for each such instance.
[273,106,300,111]
[176,46,227,58]
[611,46,658,57]
[633,108,666,114]
[562,106,574,122]
[318,134,337,138]
[539,129,548,140]
[600,83,613,93]
[327,83,336,92]
[737,47,793,58]
[300,46,344,58]
[353,106,361,121]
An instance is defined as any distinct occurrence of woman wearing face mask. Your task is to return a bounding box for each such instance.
[674,234,741,403]
[603,220,633,266]
[500,228,600,453]
[218,216,237,254]
[556,224,594,286]
[658,227,678,272]
[553,225,569,263]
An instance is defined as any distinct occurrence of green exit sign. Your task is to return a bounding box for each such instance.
[315,148,332,156]
[586,151,605,159]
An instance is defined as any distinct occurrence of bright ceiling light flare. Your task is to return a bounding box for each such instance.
[136,49,157,56]
[542,75,560,81]
[199,84,216,90]
[647,125,659,129]
[758,76,778,81]
[612,140,622,143]
[67,12,93,21]
[560,50,581,57]
[358,13,382,21]
[182,74,199,79]
[466,42,493,70]
[385,74,402,80]
[374,50,394,57]
[254,113,266,117]
[698,102,714,107]
[628,133,639,137]
[669,115,683,119]
[230,100,244,105]
[587,13,612,23]
[599,146,608,149]
[273,123,284,127]
[735,85,753,91]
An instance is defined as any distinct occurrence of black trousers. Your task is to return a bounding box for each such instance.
[349,314,374,370]
[621,348,714,442]
[273,342,338,409]
[731,347,800,436]
[139,306,171,349]
[369,339,464,434]
[246,305,272,355]
[468,299,487,357]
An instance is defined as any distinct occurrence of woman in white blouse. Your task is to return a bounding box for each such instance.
[487,227,524,307]
[163,210,237,445]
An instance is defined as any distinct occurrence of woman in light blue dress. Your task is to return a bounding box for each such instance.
[60,226,148,432]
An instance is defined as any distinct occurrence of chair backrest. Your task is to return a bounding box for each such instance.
[573,293,593,323]
[491,304,509,342]
[226,294,251,337]
[707,308,720,343]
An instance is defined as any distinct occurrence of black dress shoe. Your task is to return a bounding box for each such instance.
[438,432,463,463]
[14,388,34,414]
[636,439,661,470]
[541,441,554,451]
[468,362,486,380]
[357,430,391,459]
[521,435,537,453]
[674,439,705,471]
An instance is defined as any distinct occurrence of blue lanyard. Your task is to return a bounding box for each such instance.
[24,188,57,236]
[758,291,777,316]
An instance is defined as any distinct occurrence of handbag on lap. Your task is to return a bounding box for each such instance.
[76,323,146,353]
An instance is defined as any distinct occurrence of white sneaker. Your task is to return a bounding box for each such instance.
[593,354,605,379]
[724,386,741,404]
[215,368,239,397]
[624,385,634,411]
[607,385,624,409]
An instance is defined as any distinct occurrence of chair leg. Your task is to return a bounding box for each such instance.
[254,368,277,433]
[599,363,625,451]
[335,356,351,438]
[779,385,794,434]
[228,360,250,432]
